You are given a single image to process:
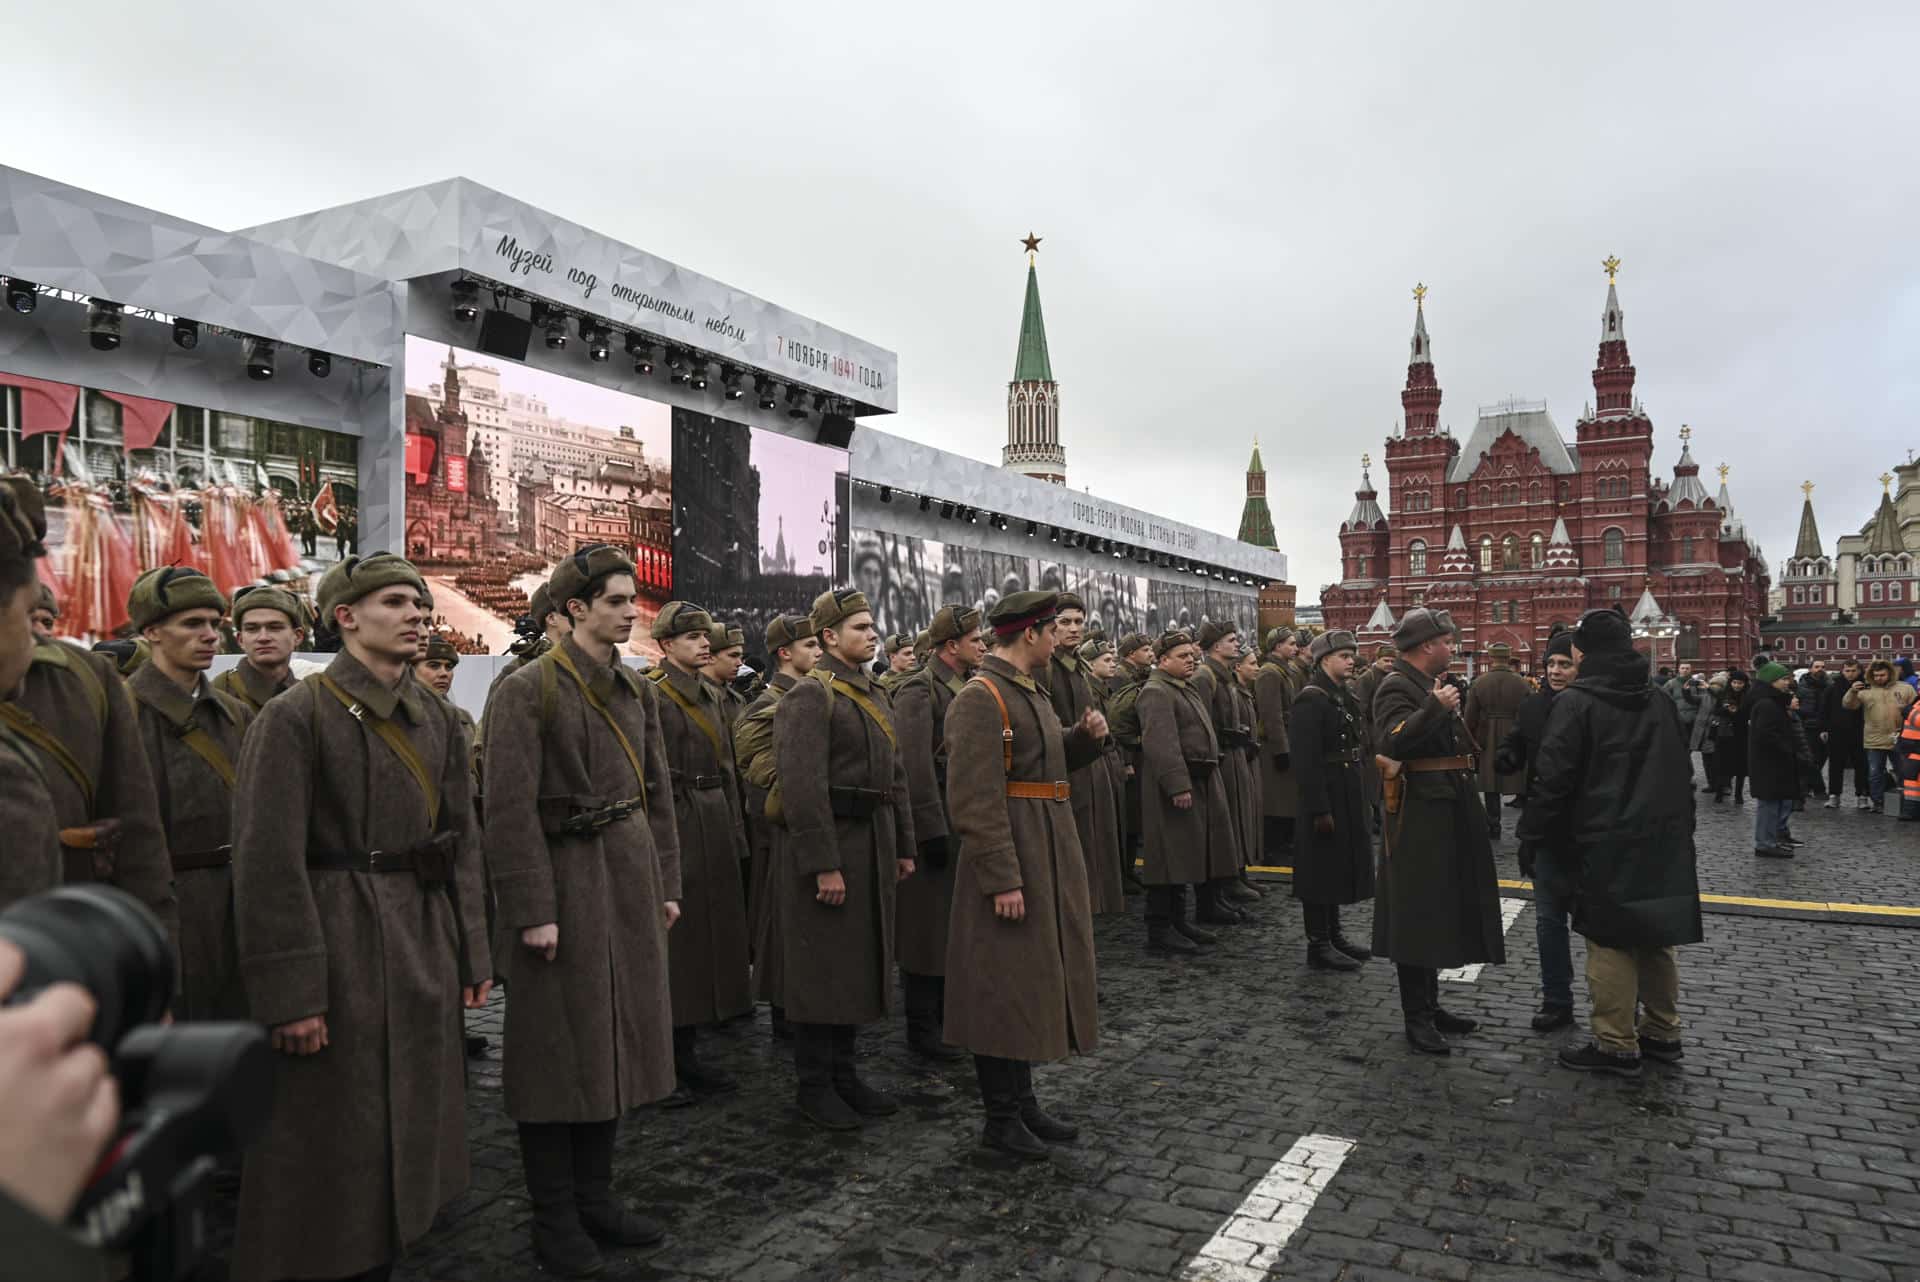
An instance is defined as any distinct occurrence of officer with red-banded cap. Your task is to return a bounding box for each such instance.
[942,590,1106,1159]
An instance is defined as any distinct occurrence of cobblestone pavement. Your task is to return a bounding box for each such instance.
[382,872,1920,1282]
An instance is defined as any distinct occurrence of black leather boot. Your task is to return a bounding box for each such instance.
[1195,879,1244,926]
[1014,1061,1078,1142]
[672,1024,737,1095]
[1428,970,1478,1035]
[794,1023,860,1130]
[1170,885,1218,946]
[1237,870,1265,897]
[830,1024,898,1116]
[1397,964,1449,1055]
[1146,886,1199,954]
[518,1122,603,1277]
[1327,905,1372,961]
[1305,903,1360,971]
[904,971,966,1062]
[770,1004,792,1040]
[572,1119,665,1248]
[975,1056,1047,1160]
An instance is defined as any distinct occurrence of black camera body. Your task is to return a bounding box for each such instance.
[0,885,273,1282]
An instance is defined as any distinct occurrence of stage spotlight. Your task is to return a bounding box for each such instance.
[879,486,892,503]
[540,307,568,349]
[1025,521,1037,537]
[244,337,276,381]
[918,496,932,512]
[307,350,330,378]
[1049,526,1059,542]
[667,351,688,384]
[755,375,778,410]
[171,318,199,350]
[940,502,955,520]
[812,393,828,411]
[964,508,978,524]
[689,360,709,391]
[626,335,655,375]
[450,279,480,324]
[85,300,122,352]
[786,384,809,419]
[722,366,744,399]
[4,278,36,314]
[585,327,611,363]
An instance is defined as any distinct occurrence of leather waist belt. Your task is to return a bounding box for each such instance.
[549,798,646,838]
[1006,780,1071,802]
[307,849,420,875]
[172,844,233,872]
[1405,755,1476,773]
[676,773,726,791]
[1184,758,1218,779]
[829,785,893,819]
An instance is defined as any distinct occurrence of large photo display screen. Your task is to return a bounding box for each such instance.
[671,409,848,658]
[403,337,673,656]
[852,526,1257,645]
[0,369,360,641]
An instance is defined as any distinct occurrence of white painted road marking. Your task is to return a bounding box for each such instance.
[1440,895,1526,983]
[1179,1133,1356,1282]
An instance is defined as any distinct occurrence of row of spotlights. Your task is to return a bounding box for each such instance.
[1,280,334,379]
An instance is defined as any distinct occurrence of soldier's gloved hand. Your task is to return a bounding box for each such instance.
[1313,813,1335,835]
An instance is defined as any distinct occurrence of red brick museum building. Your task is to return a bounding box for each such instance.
[1321,272,1769,671]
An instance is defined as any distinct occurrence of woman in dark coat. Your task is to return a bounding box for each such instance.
[1724,669,1752,803]
[1746,663,1800,856]
[1287,631,1375,971]
[1692,675,1736,801]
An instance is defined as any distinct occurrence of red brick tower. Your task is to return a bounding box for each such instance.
[1572,258,1655,590]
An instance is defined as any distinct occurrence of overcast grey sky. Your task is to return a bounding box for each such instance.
[10,2,1916,596]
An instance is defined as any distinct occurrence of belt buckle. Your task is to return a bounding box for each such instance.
[1052,781,1069,802]
[364,849,384,873]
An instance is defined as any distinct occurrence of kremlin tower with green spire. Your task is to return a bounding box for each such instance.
[1237,439,1277,548]
[1003,233,1067,486]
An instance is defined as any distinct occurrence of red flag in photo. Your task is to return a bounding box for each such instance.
[311,481,340,534]
[100,391,176,452]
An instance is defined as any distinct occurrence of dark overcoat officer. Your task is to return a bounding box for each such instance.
[892,603,983,1061]
[1371,607,1505,1055]
[231,554,492,1282]
[1193,622,1259,915]
[943,591,1104,1159]
[1255,629,1305,861]
[1136,630,1238,952]
[771,588,917,1130]
[649,603,753,1096]
[485,547,683,1274]
[125,568,255,1022]
[0,479,62,910]
[1465,641,1532,838]
[1287,630,1376,973]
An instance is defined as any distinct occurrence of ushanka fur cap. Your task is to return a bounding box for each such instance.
[1197,619,1237,651]
[706,621,746,651]
[229,584,305,629]
[128,565,228,632]
[927,605,982,645]
[651,600,714,641]
[0,476,47,563]
[549,543,637,608]
[1392,607,1455,652]
[1309,630,1358,663]
[1155,628,1196,658]
[764,613,811,652]
[809,587,872,634]
[316,553,428,624]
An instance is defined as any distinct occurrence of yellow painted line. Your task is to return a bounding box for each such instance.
[1236,869,1920,919]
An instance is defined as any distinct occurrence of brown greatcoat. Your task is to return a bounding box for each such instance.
[1136,669,1237,884]
[734,673,793,1002]
[942,655,1101,1062]
[653,663,753,1026]
[1085,684,1130,913]
[1353,662,1391,809]
[128,665,253,1021]
[1255,656,1299,821]
[484,637,681,1122]
[1466,666,1532,793]
[770,653,916,1026]
[892,655,967,974]
[1196,657,1255,872]
[5,643,176,940]
[0,726,61,910]
[230,649,491,1282]
[1044,652,1125,911]
[212,657,294,713]
[1232,677,1264,851]
[1369,658,1506,969]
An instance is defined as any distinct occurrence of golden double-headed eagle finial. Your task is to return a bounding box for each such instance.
[1412,283,1427,305]
[1802,480,1815,499]
[1603,255,1622,283]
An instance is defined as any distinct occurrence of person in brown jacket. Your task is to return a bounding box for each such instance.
[484,545,682,1276]
[1041,594,1124,925]
[0,479,61,910]
[214,584,306,712]
[2,606,176,946]
[1137,629,1238,954]
[1465,641,1531,840]
[735,614,820,1039]
[700,621,753,910]
[230,552,491,1282]
[892,603,983,1062]
[648,602,752,1101]
[1076,637,1131,913]
[1193,621,1260,916]
[1255,629,1304,863]
[125,568,253,1023]
[770,587,917,1130]
[944,590,1106,1159]
[1233,645,1266,858]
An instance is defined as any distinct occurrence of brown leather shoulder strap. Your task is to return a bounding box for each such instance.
[967,673,1014,772]
[545,648,648,810]
[311,675,440,828]
[0,702,93,807]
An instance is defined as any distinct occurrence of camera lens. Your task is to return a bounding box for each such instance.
[0,885,173,1048]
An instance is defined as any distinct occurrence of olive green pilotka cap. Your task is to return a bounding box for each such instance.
[128,566,227,632]
[652,600,714,641]
[316,552,428,624]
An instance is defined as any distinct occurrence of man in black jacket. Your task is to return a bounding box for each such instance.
[1821,659,1869,808]
[1797,660,1831,783]
[1516,608,1703,1078]
[1496,631,1578,1031]
[1749,663,1801,857]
